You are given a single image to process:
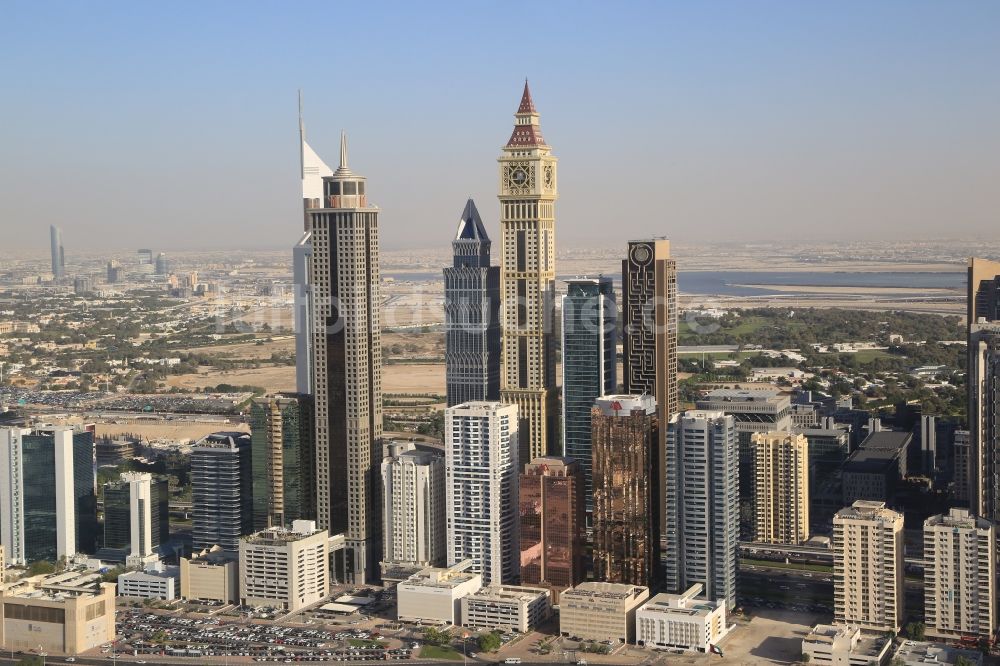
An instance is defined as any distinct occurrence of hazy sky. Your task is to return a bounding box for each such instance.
[2,1,999,253]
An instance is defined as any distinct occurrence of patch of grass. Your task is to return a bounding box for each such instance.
[418,644,463,660]
[741,558,833,573]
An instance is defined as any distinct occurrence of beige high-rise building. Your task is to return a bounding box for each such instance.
[498,81,558,463]
[923,508,996,642]
[751,432,810,545]
[238,520,329,612]
[833,500,904,634]
[308,133,382,584]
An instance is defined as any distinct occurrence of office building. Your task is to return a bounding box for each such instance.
[381,441,446,571]
[560,277,616,515]
[461,585,552,633]
[445,401,519,586]
[518,456,585,601]
[73,275,92,295]
[635,584,730,653]
[106,259,123,284]
[308,132,383,583]
[894,641,983,666]
[0,571,115,655]
[923,508,995,642]
[663,411,739,609]
[49,225,65,279]
[751,432,809,545]
[239,520,329,612]
[498,81,558,463]
[191,431,253,552]
[918,414,937,474]
[842,431,910,505]
[953,430,970,503]
[559,582,650,644]
[968,257,1000,520]
[396,560,482,625]
[137,248,153,265]
[797,425,850,524]
[591,395,658,588]
[800,624,892,666]
[102,472,169,565]
[180,546,238,604]
[0,424,97,564]
[154,252,170,275]
[443,198,501,407]
[833,500,904,633]
[95,436,135,468]
[118,563,180,600]
[249,393,316,529]
[622,239,678,547]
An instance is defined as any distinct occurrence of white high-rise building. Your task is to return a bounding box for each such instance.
[923,508,996,642]
[238,520,329,612]
[121,472,155,567]
[833,500,904,633]
[663,410,739,609]
[445,401,519,586]
[381,442,446,571]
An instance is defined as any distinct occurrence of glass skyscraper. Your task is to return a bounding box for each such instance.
[191,432,253,552]
[560,277,616,515]
[250,393,316,530]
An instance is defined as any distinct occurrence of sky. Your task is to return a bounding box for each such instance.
[2,1,999,253]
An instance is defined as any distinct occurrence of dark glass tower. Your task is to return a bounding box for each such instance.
[250,393,316,529]
[560,277,616,516]
[444,199,501,407]
[192,432,253,552]
[968,258,1000,520]
[103,475,169,552]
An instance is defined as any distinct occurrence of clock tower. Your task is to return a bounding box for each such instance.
[498,81,558,464]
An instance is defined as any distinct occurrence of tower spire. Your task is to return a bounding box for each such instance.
[340,131,349,170]
[518,78,537,114]
[507,80,545,147]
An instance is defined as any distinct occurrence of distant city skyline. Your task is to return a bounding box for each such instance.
[3,2,1000,251]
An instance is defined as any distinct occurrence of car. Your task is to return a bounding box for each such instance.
[65,659,76,663]
[137,661,148,664]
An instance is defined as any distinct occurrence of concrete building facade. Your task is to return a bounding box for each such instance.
[396,560,482,625]
[180,546,238,604]
[559,582,650,644]
[751,432,810,544]
[460,585,552,633]
[635,584,730,653]
[238,520,329,612]
[801,624,893,666]
[381,441,446,571]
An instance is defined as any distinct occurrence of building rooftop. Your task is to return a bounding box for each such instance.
[3,570,111,601]
[859,430,912,452]
[120,566,179,582]
[194,431,251,450]
[187,545,238,566]
[835,500,903,524]
[639,585,722,617]
[242,520,325,546]
[702,388,785,403]
[467,585,550,603]
[843,445,902,473]
[400,560,482,590]
[562,581,649,602]
[594,395,656,416]
[803,624,890,659]
[894,640,983,666]
[925,507,993,531]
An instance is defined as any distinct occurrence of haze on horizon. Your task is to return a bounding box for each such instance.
[2,1,999,254]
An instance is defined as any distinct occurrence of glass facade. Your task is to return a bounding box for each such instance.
[250,395,315,530]
[22,434,58,562]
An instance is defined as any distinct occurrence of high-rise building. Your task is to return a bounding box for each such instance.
[518,456,585,601]
[663,410,739,608]
[750,432,810,545]
[103,472,169,563]
[191,432,254,552]
[73,275,92,295]
[106,259,123,284]
[967,257,1000,520]
[249,394,316,530]
[380,441,446,571]
[49,225,65,280]
[953,430,970,504]
[923,508,995,642]
[238,520,329,612]
[591,395,659,588]
[137,249,153,265]
[561,277,616,517]
[918,414,937,474]
[498,81,558,463]
[154,252,170,275]
[445,401,519,586]
[308,133,383,584]
[622,239,678,550]
[444,199,501,407]
[833,500,904,634]
[0,425,97,564]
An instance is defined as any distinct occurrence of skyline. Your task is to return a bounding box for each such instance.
[3,1,1000,253]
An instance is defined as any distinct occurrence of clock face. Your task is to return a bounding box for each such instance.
[630,243,653,266]
[511,168,528,186]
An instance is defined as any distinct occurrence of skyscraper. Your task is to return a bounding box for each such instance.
[663,410,738,608]
[102,472,168,567]
[192,432,254,553]
[249,394,316,530]
[561,277,616,517]
[0,425,97,564]
[967,257,1000,520]
[622,239,678,551]
[49,225,65,280]
[750,431,810,545]
[308,133,382,584]
[518,456,585,602]
[445,401,519,586]
[381,441,446,571]
[499,81,558,463]
[591,395,659,588]
[833,500,904,634]
[444,199,501,407]
[154,252,170,276]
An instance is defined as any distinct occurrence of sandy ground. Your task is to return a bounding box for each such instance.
[383,363,445,395]
[94,421,247,442]
[177,336,296,360]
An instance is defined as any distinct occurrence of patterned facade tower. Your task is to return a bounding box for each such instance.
[591,395,659,589]
[621,240,678,551]
[308,133,382,584]
[968,257,1000,520]
[499,81,558,463]
[444,199,501,407]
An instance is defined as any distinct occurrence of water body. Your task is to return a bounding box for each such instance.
[384,270,966,297]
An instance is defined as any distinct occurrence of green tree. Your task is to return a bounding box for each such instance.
[477,631,502,653]
[421,627,450,647]
[955,657,976,666]
[27,560,55,576]
[904,621,925,641]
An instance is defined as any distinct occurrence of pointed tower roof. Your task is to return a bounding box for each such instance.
[517,79,537,114]
[334,130,354,177]
[299,92,333,201]
[507,80,546,147]
[455,199,489,241]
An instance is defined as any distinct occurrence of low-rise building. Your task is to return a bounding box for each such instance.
[180,545,238,604]
[239,520,329,612]
[460,585,551,633]
[396,560,482,625]
[118,564,180,600]
[801,624,892,666]
[0,570,116,655]
[559,582,650,644]
[635,584,729,652]
[893,640,982,666]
